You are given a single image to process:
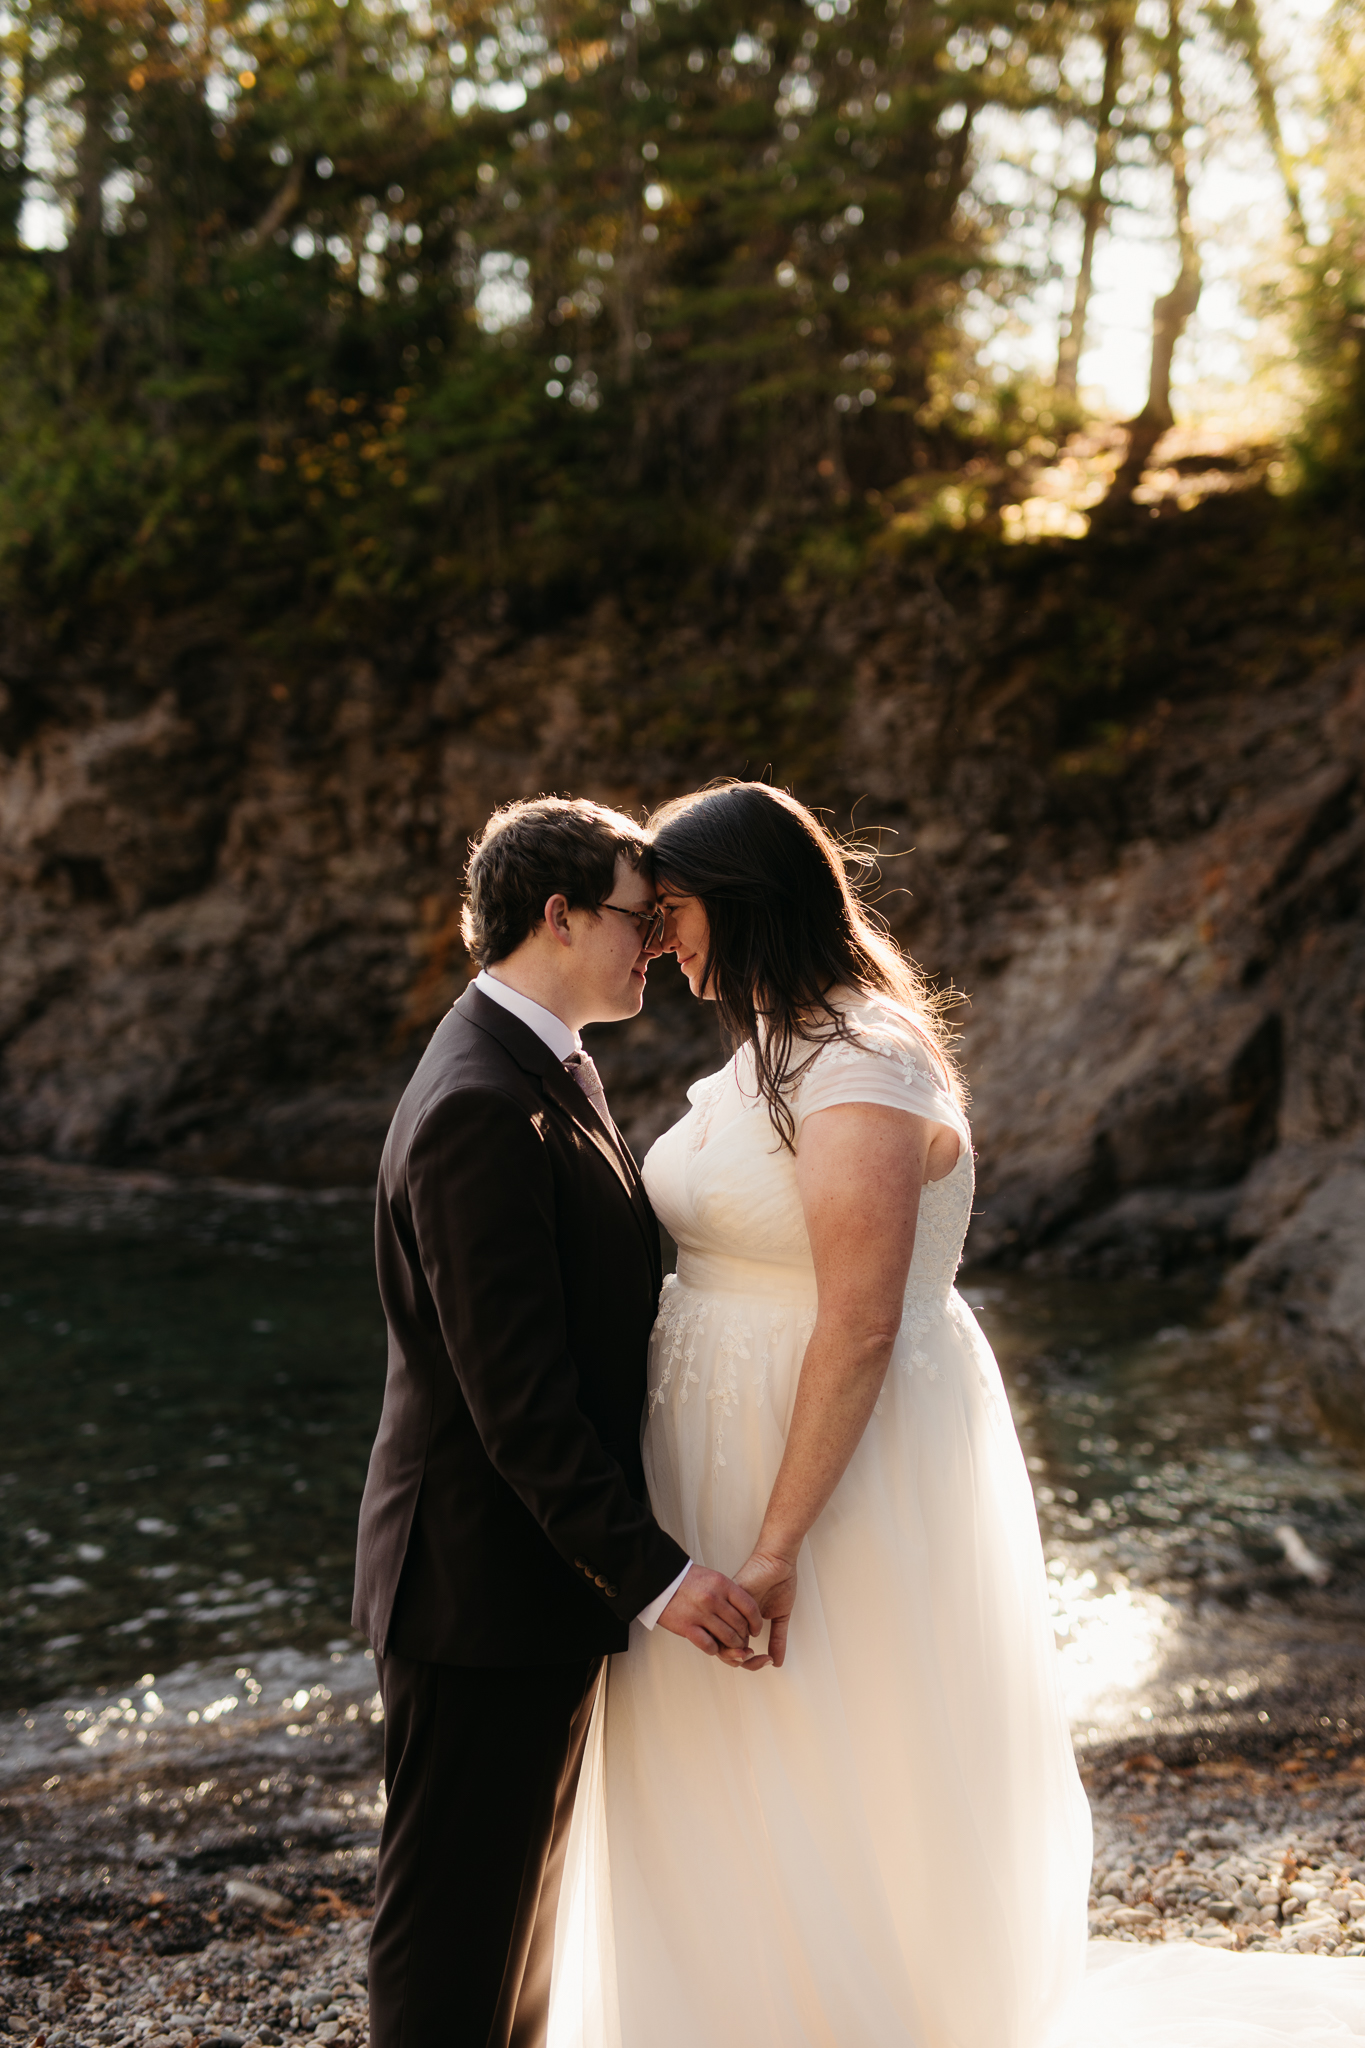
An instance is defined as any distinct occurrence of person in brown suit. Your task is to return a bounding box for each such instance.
[353,796,762,2048]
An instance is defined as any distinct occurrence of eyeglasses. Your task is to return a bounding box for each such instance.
[601,901,667,951]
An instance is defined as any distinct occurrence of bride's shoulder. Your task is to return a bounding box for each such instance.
[803,992,940,1079]
[792,992,966,1133]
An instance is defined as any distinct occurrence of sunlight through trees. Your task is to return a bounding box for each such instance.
[0,0,1356,620]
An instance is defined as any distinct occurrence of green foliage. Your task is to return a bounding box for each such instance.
[0,0,1359,634]
[1290,0,1365,506]
[0,0,1073,628]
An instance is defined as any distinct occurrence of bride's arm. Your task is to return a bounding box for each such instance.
[735,1101,933,1667]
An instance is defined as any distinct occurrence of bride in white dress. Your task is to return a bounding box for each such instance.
[549,782,1365,2048]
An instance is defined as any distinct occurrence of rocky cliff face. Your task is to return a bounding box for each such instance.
[3,496,1364,1427]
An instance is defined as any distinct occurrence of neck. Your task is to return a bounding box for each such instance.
[485,959,583,1033]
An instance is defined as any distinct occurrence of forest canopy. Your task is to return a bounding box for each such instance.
[0,0,1360,630]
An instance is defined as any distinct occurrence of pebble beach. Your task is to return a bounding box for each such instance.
[1087,1749,1365,1955]
[0,1651,384,2048]
[8,1647,1365,2048]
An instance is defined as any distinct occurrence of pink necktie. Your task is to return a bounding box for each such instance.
[563,1050,613,1129]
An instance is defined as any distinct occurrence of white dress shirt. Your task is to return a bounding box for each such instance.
[474,967,581,1060]
[473,970,691,1630]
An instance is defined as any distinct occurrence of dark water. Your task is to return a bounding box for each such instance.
[0,1165,384,1710]
[974,1274,1365,1595]
[3,1162,1365,1717]
[972,1275,1365,1743]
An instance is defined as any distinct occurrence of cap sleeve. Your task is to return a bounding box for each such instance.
[791,1015,968,1145]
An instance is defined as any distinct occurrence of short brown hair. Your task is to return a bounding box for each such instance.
[462,796,648,967]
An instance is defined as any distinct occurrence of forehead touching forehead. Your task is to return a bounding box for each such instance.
[610,850,656,908]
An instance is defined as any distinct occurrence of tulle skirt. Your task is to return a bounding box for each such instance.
[551,1255,1092,2047]
[549,1255,1365,2046]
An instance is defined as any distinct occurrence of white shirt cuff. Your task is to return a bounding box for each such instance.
[636,1559,693,1630]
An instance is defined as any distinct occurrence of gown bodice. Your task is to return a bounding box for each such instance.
[642,998,975,1312]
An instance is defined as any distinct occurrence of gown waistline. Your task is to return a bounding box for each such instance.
[673,1248,820,1303]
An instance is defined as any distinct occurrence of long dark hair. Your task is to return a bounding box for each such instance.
[646,782,964,1147]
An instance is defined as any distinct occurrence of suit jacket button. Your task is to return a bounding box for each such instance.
[605,1584,619,1599]
[574,1559,585,1570]
[594,1575,606,1588]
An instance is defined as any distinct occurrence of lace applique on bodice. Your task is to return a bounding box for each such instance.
[682,1067,730,1162]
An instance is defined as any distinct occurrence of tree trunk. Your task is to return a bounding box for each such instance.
[1221,0,1305,244]
[1055,18,1125,400]
[616,17,640,389]
[69,87,109,302]
[937,106,976,233]
[1102,0,1201,509]
[0,19,31,247]
[147,197,175,427]
[252,160,305,246]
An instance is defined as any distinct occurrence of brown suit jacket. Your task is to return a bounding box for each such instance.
[352,983,688,1666]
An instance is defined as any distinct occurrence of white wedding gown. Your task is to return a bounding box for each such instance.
[548,993,1365,2048]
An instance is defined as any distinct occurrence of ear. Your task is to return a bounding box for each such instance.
[543,892,574,948]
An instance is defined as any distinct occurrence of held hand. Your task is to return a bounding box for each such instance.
[657,1565,764,1666]
[733,1548,799,1669]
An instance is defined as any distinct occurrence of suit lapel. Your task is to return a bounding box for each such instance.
[606,1110,662,1288]
[556,1064,661,1288]
[457,986,659,1268]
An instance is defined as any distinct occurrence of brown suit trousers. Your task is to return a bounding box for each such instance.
[368,1649,603,2048]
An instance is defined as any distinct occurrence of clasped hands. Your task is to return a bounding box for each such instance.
[656,1548,798,1671]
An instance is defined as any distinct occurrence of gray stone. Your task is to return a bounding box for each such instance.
[1228,1162,1365,1447]
[224,1880,288,1916]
